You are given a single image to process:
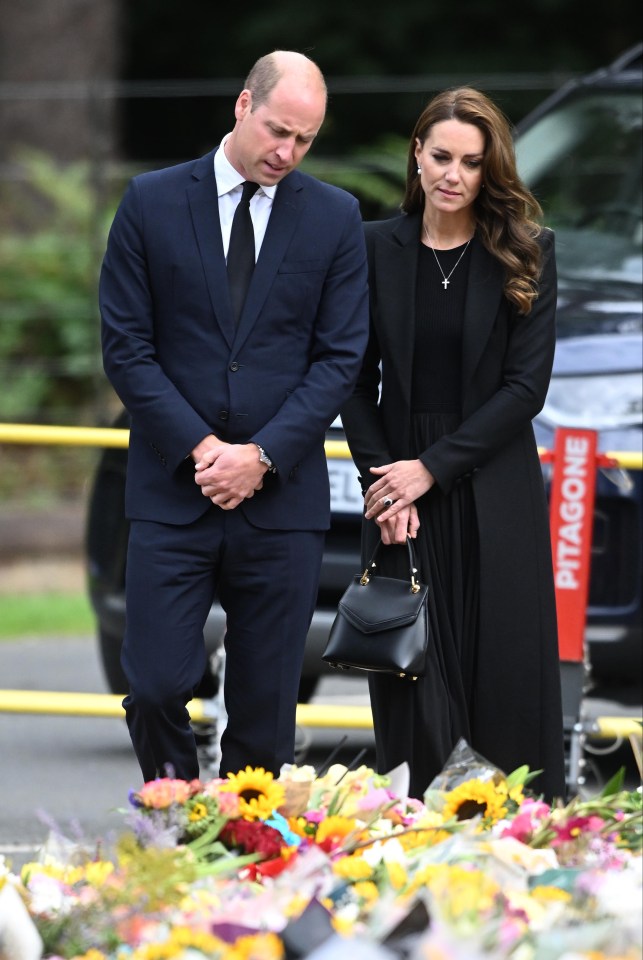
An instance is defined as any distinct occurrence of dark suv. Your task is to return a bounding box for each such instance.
[86,45,642,700]
[515,43,642,679]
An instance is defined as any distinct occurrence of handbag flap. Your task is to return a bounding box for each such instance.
[338,575,428,635]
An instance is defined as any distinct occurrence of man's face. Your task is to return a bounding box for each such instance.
[226,78,326,186]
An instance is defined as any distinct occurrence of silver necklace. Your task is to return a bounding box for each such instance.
[422,223,472,290]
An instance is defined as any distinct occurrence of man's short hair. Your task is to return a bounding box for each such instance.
[244,51,327,111]
[244,55,283,110]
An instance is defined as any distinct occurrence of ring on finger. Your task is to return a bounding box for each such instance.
[383,496,394,507]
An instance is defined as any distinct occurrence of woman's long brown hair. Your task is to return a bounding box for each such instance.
[403,87,544,315]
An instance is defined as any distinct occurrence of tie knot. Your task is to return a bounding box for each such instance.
[240,180,259,203]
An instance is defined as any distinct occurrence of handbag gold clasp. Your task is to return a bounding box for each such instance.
[360,560,377,586]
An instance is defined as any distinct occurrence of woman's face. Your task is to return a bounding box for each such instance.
[415,119,485,218]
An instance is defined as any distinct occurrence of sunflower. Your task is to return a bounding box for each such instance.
[441,778,508,825]
[314,814,360,851]
[224,767,285,820]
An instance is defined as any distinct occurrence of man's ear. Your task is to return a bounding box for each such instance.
[234,89,252,121]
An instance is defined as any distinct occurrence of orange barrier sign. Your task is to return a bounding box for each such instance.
[548,428,598,662]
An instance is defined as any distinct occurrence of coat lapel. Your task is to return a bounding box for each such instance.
[375,219,504,417]
[187,151,236,346]
[461,237,504,390]
[374,213,420,414]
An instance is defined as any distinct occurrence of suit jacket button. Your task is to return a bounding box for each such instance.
[229,361,239,372]
[219,410,229,421]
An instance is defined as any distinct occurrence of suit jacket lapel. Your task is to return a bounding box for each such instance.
[232,171,304,350]
[187,150,236,346]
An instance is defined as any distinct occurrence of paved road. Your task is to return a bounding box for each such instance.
[0,636,374,869]
[1,636,640,872]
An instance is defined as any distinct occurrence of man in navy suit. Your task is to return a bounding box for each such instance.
[99,50,369,784]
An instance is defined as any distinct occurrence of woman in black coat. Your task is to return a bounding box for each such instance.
[341,87,566,802]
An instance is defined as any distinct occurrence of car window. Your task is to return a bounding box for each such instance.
[516,90,642,286]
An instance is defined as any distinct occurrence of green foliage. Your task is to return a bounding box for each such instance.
[0,150,117,424]
[0,592,94,639]
[303,134,408,217]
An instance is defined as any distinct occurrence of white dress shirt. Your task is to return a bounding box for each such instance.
[214,135,276,261]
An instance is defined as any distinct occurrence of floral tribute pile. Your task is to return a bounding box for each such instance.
[0,740,641,960]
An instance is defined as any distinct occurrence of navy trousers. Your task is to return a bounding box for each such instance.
[121,507,324,782]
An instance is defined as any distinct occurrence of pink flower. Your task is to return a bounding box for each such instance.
[304,810,325,823]
[501,810,539,843]
[552,814,605,845]
[357,788,393,813]
[501,799,550,843]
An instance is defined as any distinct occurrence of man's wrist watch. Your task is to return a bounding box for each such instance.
[256,444,277,473]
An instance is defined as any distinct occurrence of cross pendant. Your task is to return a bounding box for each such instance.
[442,278,450,289]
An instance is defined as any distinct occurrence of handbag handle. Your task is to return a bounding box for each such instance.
[360,537,422,594]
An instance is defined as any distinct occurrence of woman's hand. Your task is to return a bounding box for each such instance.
[364,459,435,532]
[377,502,420,545]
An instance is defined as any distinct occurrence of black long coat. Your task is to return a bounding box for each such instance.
[341,212,566,799]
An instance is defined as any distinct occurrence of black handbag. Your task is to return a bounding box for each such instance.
[322,537,429,680]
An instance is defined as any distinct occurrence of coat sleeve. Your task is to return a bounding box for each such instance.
[100,178,214,471]
[340,225,393,492]
[421,230,557,494]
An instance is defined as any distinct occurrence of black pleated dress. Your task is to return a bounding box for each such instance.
[367,240,484,799]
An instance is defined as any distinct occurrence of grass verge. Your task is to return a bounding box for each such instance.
[0,592,95,639]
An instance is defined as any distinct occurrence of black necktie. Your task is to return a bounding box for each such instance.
[227,180,259,324]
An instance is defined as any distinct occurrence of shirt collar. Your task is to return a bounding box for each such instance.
[214,134,277,200]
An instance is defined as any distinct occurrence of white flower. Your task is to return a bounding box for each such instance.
[26,873,70,915]
[594,858,643,925]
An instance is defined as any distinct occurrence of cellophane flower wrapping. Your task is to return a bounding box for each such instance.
[1,742,639,960]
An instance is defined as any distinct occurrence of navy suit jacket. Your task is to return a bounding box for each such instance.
[100,149,369,530]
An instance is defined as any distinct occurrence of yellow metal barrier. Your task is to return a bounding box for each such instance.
[0,423,641,468]
[0,689,374,730]
[0,689,639,741]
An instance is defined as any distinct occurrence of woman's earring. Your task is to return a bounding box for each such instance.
[417,165,421,175]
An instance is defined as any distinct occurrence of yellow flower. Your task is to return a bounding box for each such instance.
[332,853,374,881]
[406,862,500,920]
[332,912,357,935]
[282,892,310,919]
[508,784,525,805]
[84,861,115,887]
[385,861,408,890]
[227,931,285,959]
[224,767,285,820]
[21,861,84,886]
[353,880,380,906]
[315,815,360,849]
[131,926,225,959]
[530,884,573,903]
[442,778,508,825]
[188,801,208,822]
[72,951,108,960]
